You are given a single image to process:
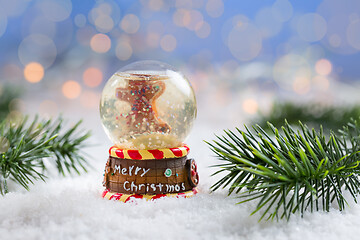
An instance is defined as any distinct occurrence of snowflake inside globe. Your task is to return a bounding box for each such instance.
[100,60,197,150]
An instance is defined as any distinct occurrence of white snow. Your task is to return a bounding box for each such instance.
[1,161,360,240]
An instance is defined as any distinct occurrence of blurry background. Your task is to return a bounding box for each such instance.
[2,2,360,236]
[1,0,360,138]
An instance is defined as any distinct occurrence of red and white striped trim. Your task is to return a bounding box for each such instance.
[102,188,198,202]
[109,144,190,160]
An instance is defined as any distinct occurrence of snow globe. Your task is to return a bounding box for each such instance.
[100,60,199,202]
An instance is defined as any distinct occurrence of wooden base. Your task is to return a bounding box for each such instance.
[102,145,199,198]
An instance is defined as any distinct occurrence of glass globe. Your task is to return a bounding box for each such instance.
[100,60,197,150]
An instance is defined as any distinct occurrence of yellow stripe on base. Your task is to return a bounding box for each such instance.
[109,144,190,160]
[162,148,176,158]
[139,150,154,159]
[110,148,116,157]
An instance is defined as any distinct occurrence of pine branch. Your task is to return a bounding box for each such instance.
[0,115,91,195]
[255,102,360,131]
[207,118,360,221]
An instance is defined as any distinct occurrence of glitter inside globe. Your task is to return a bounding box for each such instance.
[100,60,197,150]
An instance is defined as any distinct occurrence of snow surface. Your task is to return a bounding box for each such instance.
[2,99,360,240]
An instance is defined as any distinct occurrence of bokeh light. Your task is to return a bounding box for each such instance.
[90,33,111,53]
[318,0,360,54]
[116,41,133,60]
[347,20,360,50]
[206,0,224,18]
[89,3,112,21]
[195,21,211,38]
[146,32,160,48]
[39,0,72,22]
[89,1,121,27]
[0,0,359,125]
[160,34,177,52]
[242,99,258,114]
[26,16,56,39]
[148,0,164,11]
[173,9,190,27]
[328,34,342,48]
[120,14,140,34]
[272,0,293,22]
[74,14,87,28]
[83,68,103,88]
[315,59,332,76]
[18,34,57,69]
[94,14,114,33]
[292,77,311,95]
[185,10,203,31]
[24,62,44,83]
[62,81,82,99]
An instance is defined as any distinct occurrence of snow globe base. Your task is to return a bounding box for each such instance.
[102,145,199,202]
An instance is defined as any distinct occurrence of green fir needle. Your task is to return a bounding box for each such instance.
[0,115,91,195]
[207,118,360,221]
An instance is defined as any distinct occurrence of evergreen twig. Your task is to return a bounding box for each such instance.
[256,102,360,131]
[0,116,91,195]
[206,118,360,221]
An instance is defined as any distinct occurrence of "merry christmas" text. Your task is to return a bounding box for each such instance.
[123,181,185,193]
[113,164,150,177]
